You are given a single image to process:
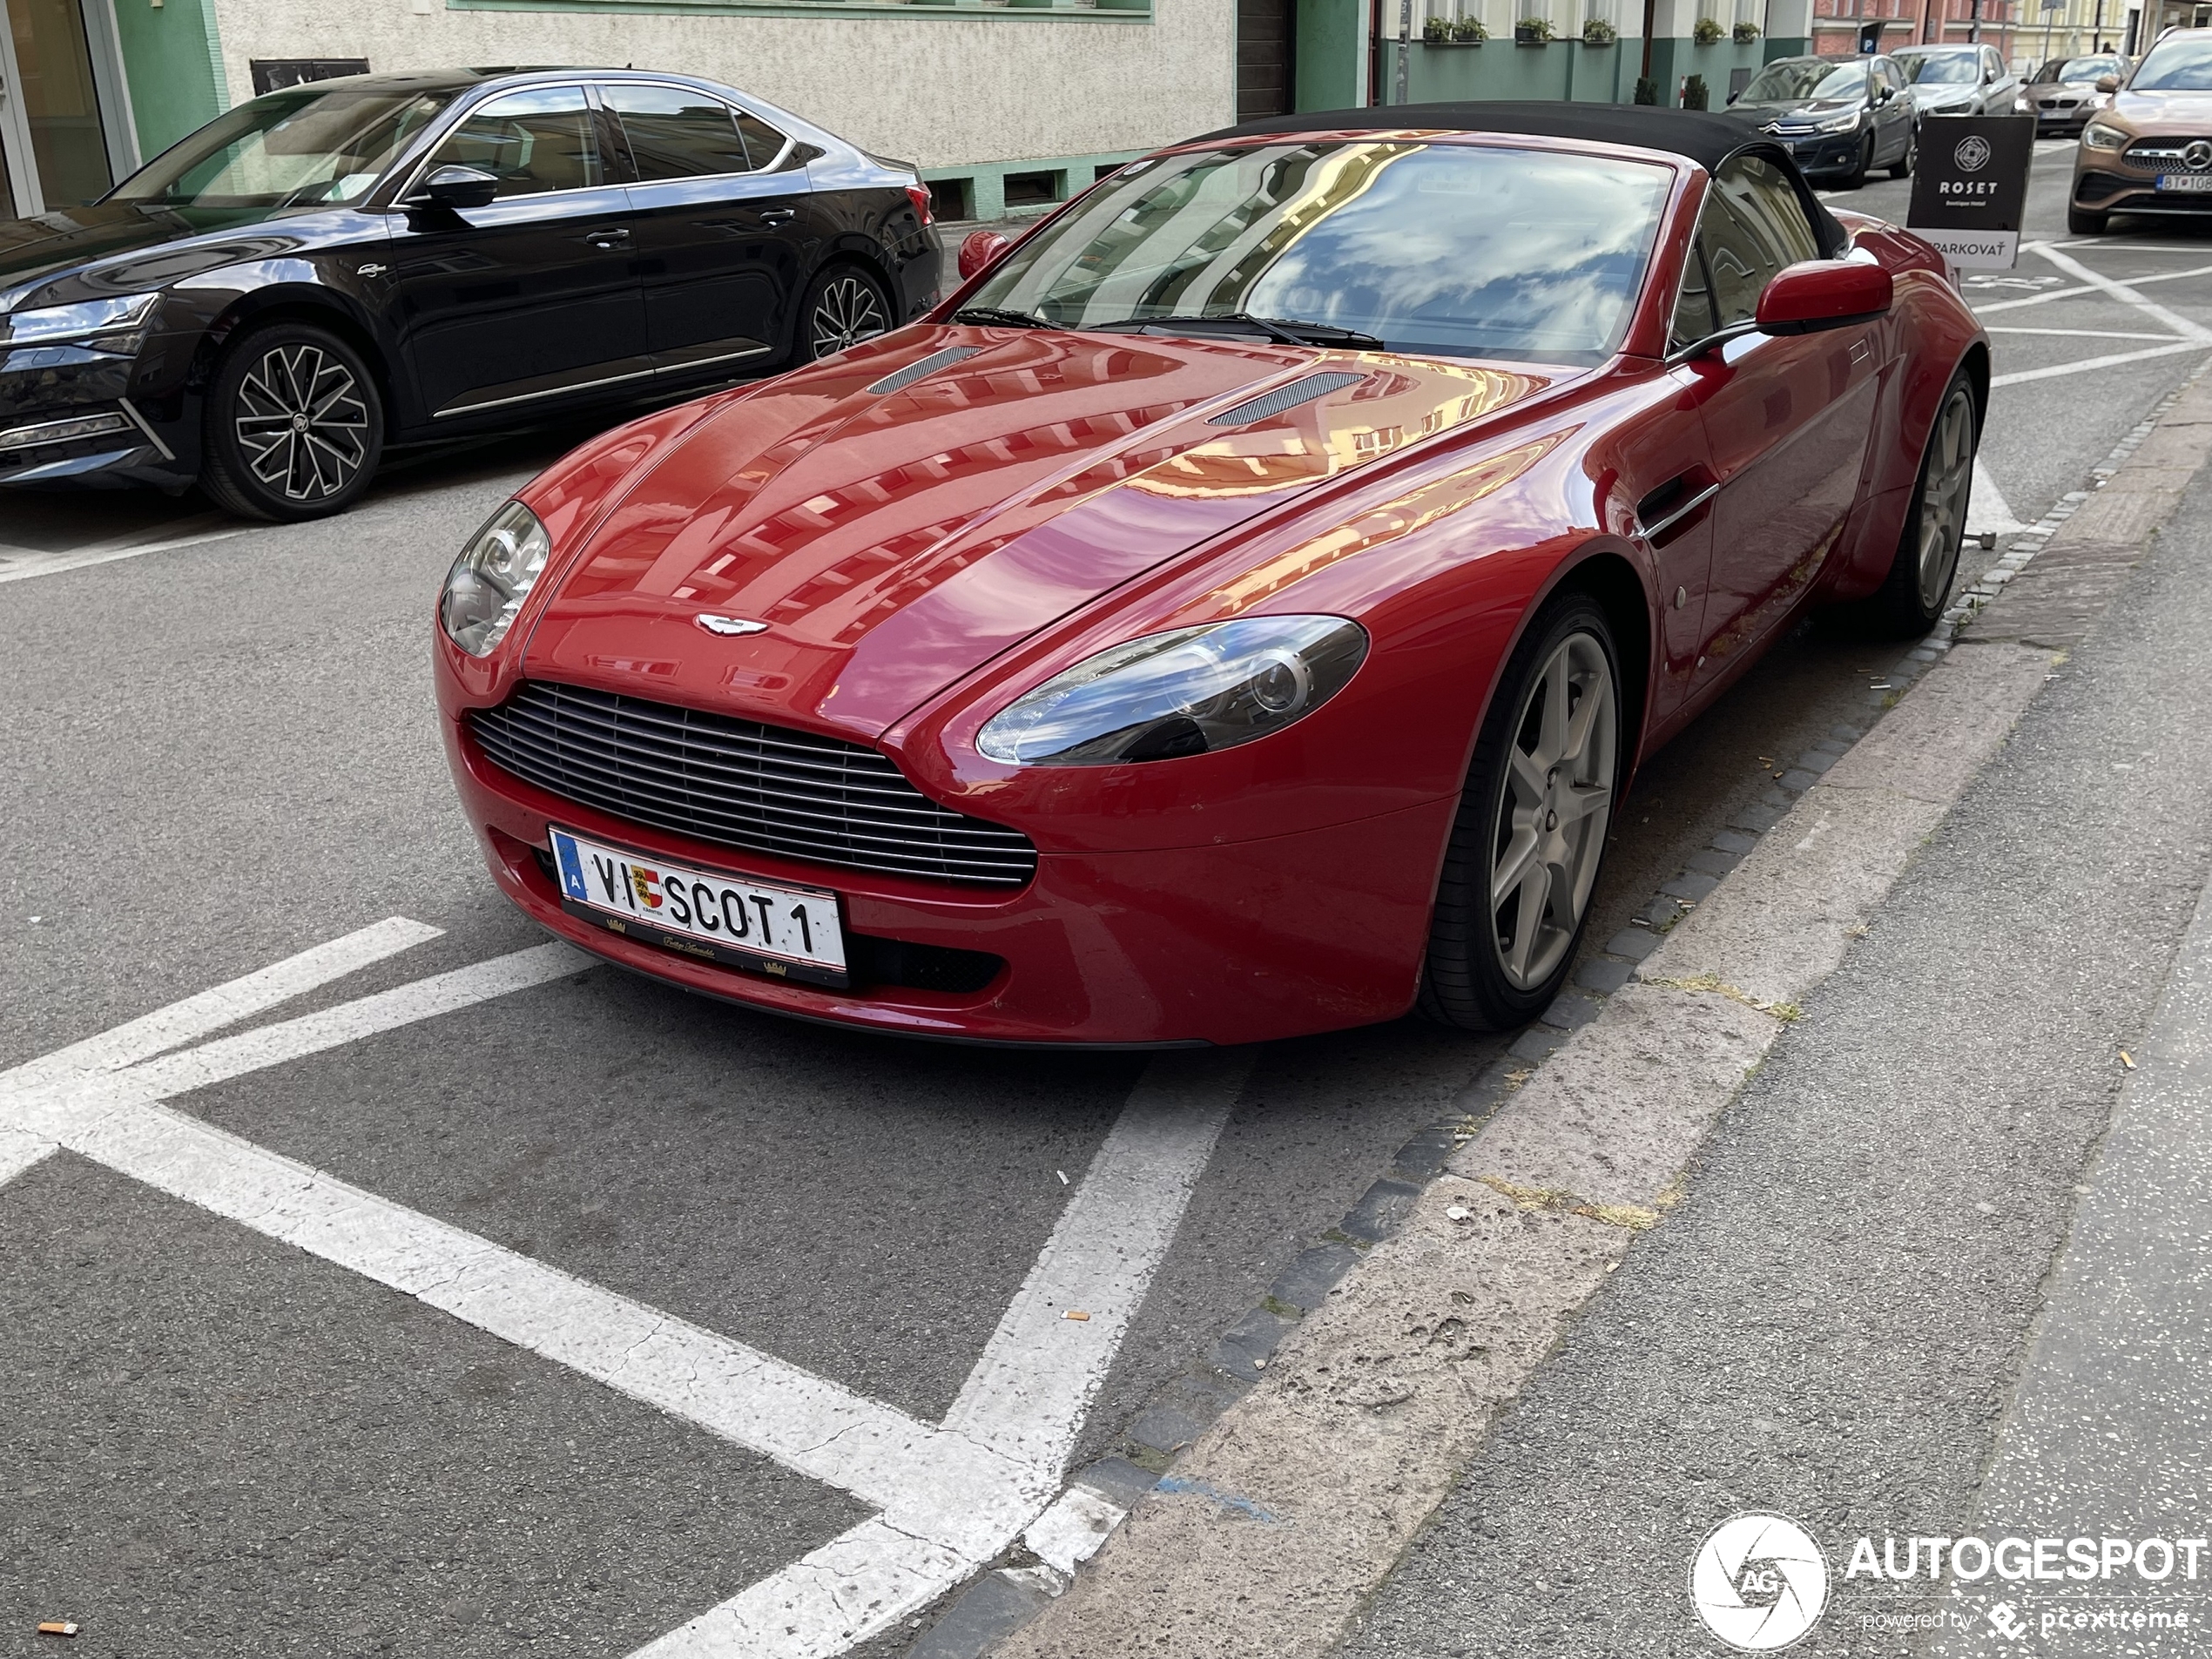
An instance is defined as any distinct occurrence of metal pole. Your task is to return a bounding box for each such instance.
[1969,0,1981,43]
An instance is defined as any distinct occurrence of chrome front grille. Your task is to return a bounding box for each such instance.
[2123,137,2212,169]
[468,681,1038,888]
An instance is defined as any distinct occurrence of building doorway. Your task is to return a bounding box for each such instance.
[0,0,137,216]
[1237,0,1295,121]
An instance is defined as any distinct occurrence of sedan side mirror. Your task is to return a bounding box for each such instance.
[1756,260,1894,335]
[958,231,1011,282]
[406,165,500,212]
[2096,72,2120,91]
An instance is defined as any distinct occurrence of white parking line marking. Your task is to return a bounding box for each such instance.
[0,927,1255,1658]
[945,1048,1251,1473]
[1966,460,2029,538]
[1985,325,2185,341]
[0,525,251,586]
[1992,338,2212,387]
[2028,241,2212,343]
[0,917,443,1093]
[1973,259,2212,314]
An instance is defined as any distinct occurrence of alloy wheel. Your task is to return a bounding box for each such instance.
[1488,631,1617,990]
[233,344,370,502]
[810,273,889,355]
[1917,384,1976,611]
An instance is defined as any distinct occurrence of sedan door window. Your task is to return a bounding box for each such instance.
[424,86,601,198]
[604,84,755,180]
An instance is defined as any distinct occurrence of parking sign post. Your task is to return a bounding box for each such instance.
[1906,115,2036,271]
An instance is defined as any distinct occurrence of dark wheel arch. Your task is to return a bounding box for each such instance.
[192,293,401,439]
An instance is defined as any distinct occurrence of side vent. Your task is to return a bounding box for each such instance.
[1208,371,1366,428]
[865,345,983,397]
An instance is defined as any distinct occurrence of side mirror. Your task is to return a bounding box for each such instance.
[406,165,500,212]
[2096,73,2120,91]
[958,230,1011,281]
[1756,260,1894,335]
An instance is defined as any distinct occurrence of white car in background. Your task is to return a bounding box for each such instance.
[1893,44,2024,118]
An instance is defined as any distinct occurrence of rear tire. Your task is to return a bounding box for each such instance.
[199,321,382,522]
[1848,370,1979,638]
[2067,203,2110,235]
[1418,592,1623,1032]
[1889,125,1917,179]
[796,264,893,365]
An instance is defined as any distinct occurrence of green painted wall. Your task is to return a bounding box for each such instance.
[1407,39,1637,105]
[1295,0,1365,110]
[113,0,229,159]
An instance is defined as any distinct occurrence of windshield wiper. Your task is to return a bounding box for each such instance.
[952,306,1053,329]
[1093,313,1383,349]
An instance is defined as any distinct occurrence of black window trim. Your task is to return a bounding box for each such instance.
[1662,143,1841,365]
[387,79,616,207]
[596,76,797,184]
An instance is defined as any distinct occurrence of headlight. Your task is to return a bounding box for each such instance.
[977,615,1368,766]
[1814,110,1865,133]
[441,500,550,657]
[2082,118,2129,149]
[0,292,158,352]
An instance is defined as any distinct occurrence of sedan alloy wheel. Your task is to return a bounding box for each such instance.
[234,343,373,502]
[809,271,891,358]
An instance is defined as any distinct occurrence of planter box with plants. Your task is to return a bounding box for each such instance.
[1691,16,1722,43]
[1732,19,1759,40]
[1514,17,1555,42]
[1580,17,1615,44]
[1423,15,1487,41]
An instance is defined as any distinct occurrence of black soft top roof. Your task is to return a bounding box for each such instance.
[1184,99,1848,254]
[1191,100,1768,174]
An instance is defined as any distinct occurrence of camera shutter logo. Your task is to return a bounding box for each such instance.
[1953,134,1993,172]
[1689,1514,1830,1651]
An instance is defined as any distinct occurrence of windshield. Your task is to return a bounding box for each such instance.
[2035,54,2121,82]
[961,141,1671,367]
[1741,58,1868,100]
[109,85,456,208]
[2134,35,2212,90]
[1892,50,1979,84]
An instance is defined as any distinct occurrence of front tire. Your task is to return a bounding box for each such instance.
[1853,370,1979,637]
[2067,202,2110,235]
[797,264,893,364]
[1419,592,1622,1032]
[199,321,382,522]
[1842,133,1873,188]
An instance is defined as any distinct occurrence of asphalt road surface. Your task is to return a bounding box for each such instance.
[3,142,2209,1659]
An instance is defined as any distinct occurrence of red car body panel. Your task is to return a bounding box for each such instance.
[435,132,1986,1047]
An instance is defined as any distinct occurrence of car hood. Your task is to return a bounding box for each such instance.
[0,200,320,312]
[1908,85,1979,106]
[2112,88,2212,126]
[522,327,1561,741]
[1729,97,1863,125]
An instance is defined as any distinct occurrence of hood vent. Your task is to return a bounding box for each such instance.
[1208,371,1366,428]
[865,345,983,397]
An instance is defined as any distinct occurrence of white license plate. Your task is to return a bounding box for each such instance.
[548,827,848,985]
[2156,172,2212,192]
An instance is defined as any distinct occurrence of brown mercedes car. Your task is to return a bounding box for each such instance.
[2072,28,2212,233]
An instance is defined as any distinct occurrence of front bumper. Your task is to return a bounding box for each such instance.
[0,334,198,490]
[1778,132,1870,177]
[444,714,1453,1047]
[2073,160,2212,219]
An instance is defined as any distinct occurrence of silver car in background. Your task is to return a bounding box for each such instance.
[1892,44,2023,118]
[2019,51,2132,135]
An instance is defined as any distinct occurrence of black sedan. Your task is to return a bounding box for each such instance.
[1725,54,1918,186]
[0,69,940,519]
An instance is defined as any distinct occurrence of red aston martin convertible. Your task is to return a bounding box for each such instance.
[433,102,1986,1048]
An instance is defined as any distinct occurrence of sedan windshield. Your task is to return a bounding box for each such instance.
[109,85,457,208]
[1892,50,1979,84]
[960,141,1671,367]
[2134,35,2212,90]
[2035,54,2121,83]
[1741,58,1868,100]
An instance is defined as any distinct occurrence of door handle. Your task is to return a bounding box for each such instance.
[584,227,632,250]
[758,207,796,225]
[1636,473,1720,546]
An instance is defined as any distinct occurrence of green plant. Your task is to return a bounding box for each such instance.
[1682,71,1710,105]
[1424,13,1450,39]
[1691,15,1723,42]
[1634,74,1660,103]
[1731,17,1760,39]
[1515,13,1556,39]
[1453,14,1488,37]
[1581,15,1616,42]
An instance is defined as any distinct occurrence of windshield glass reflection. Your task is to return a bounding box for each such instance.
[962,141,1671,367]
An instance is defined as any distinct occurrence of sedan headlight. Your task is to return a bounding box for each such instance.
[2082,118,2129,149]
[1,292,158,352]
[1813,109,1865,134]
[977,616,1367,766]
[441,500,550,657]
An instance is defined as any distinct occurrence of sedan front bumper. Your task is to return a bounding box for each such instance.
[0,333,199,490]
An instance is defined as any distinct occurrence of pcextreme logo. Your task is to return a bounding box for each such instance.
[1689,1514,1831,1651]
